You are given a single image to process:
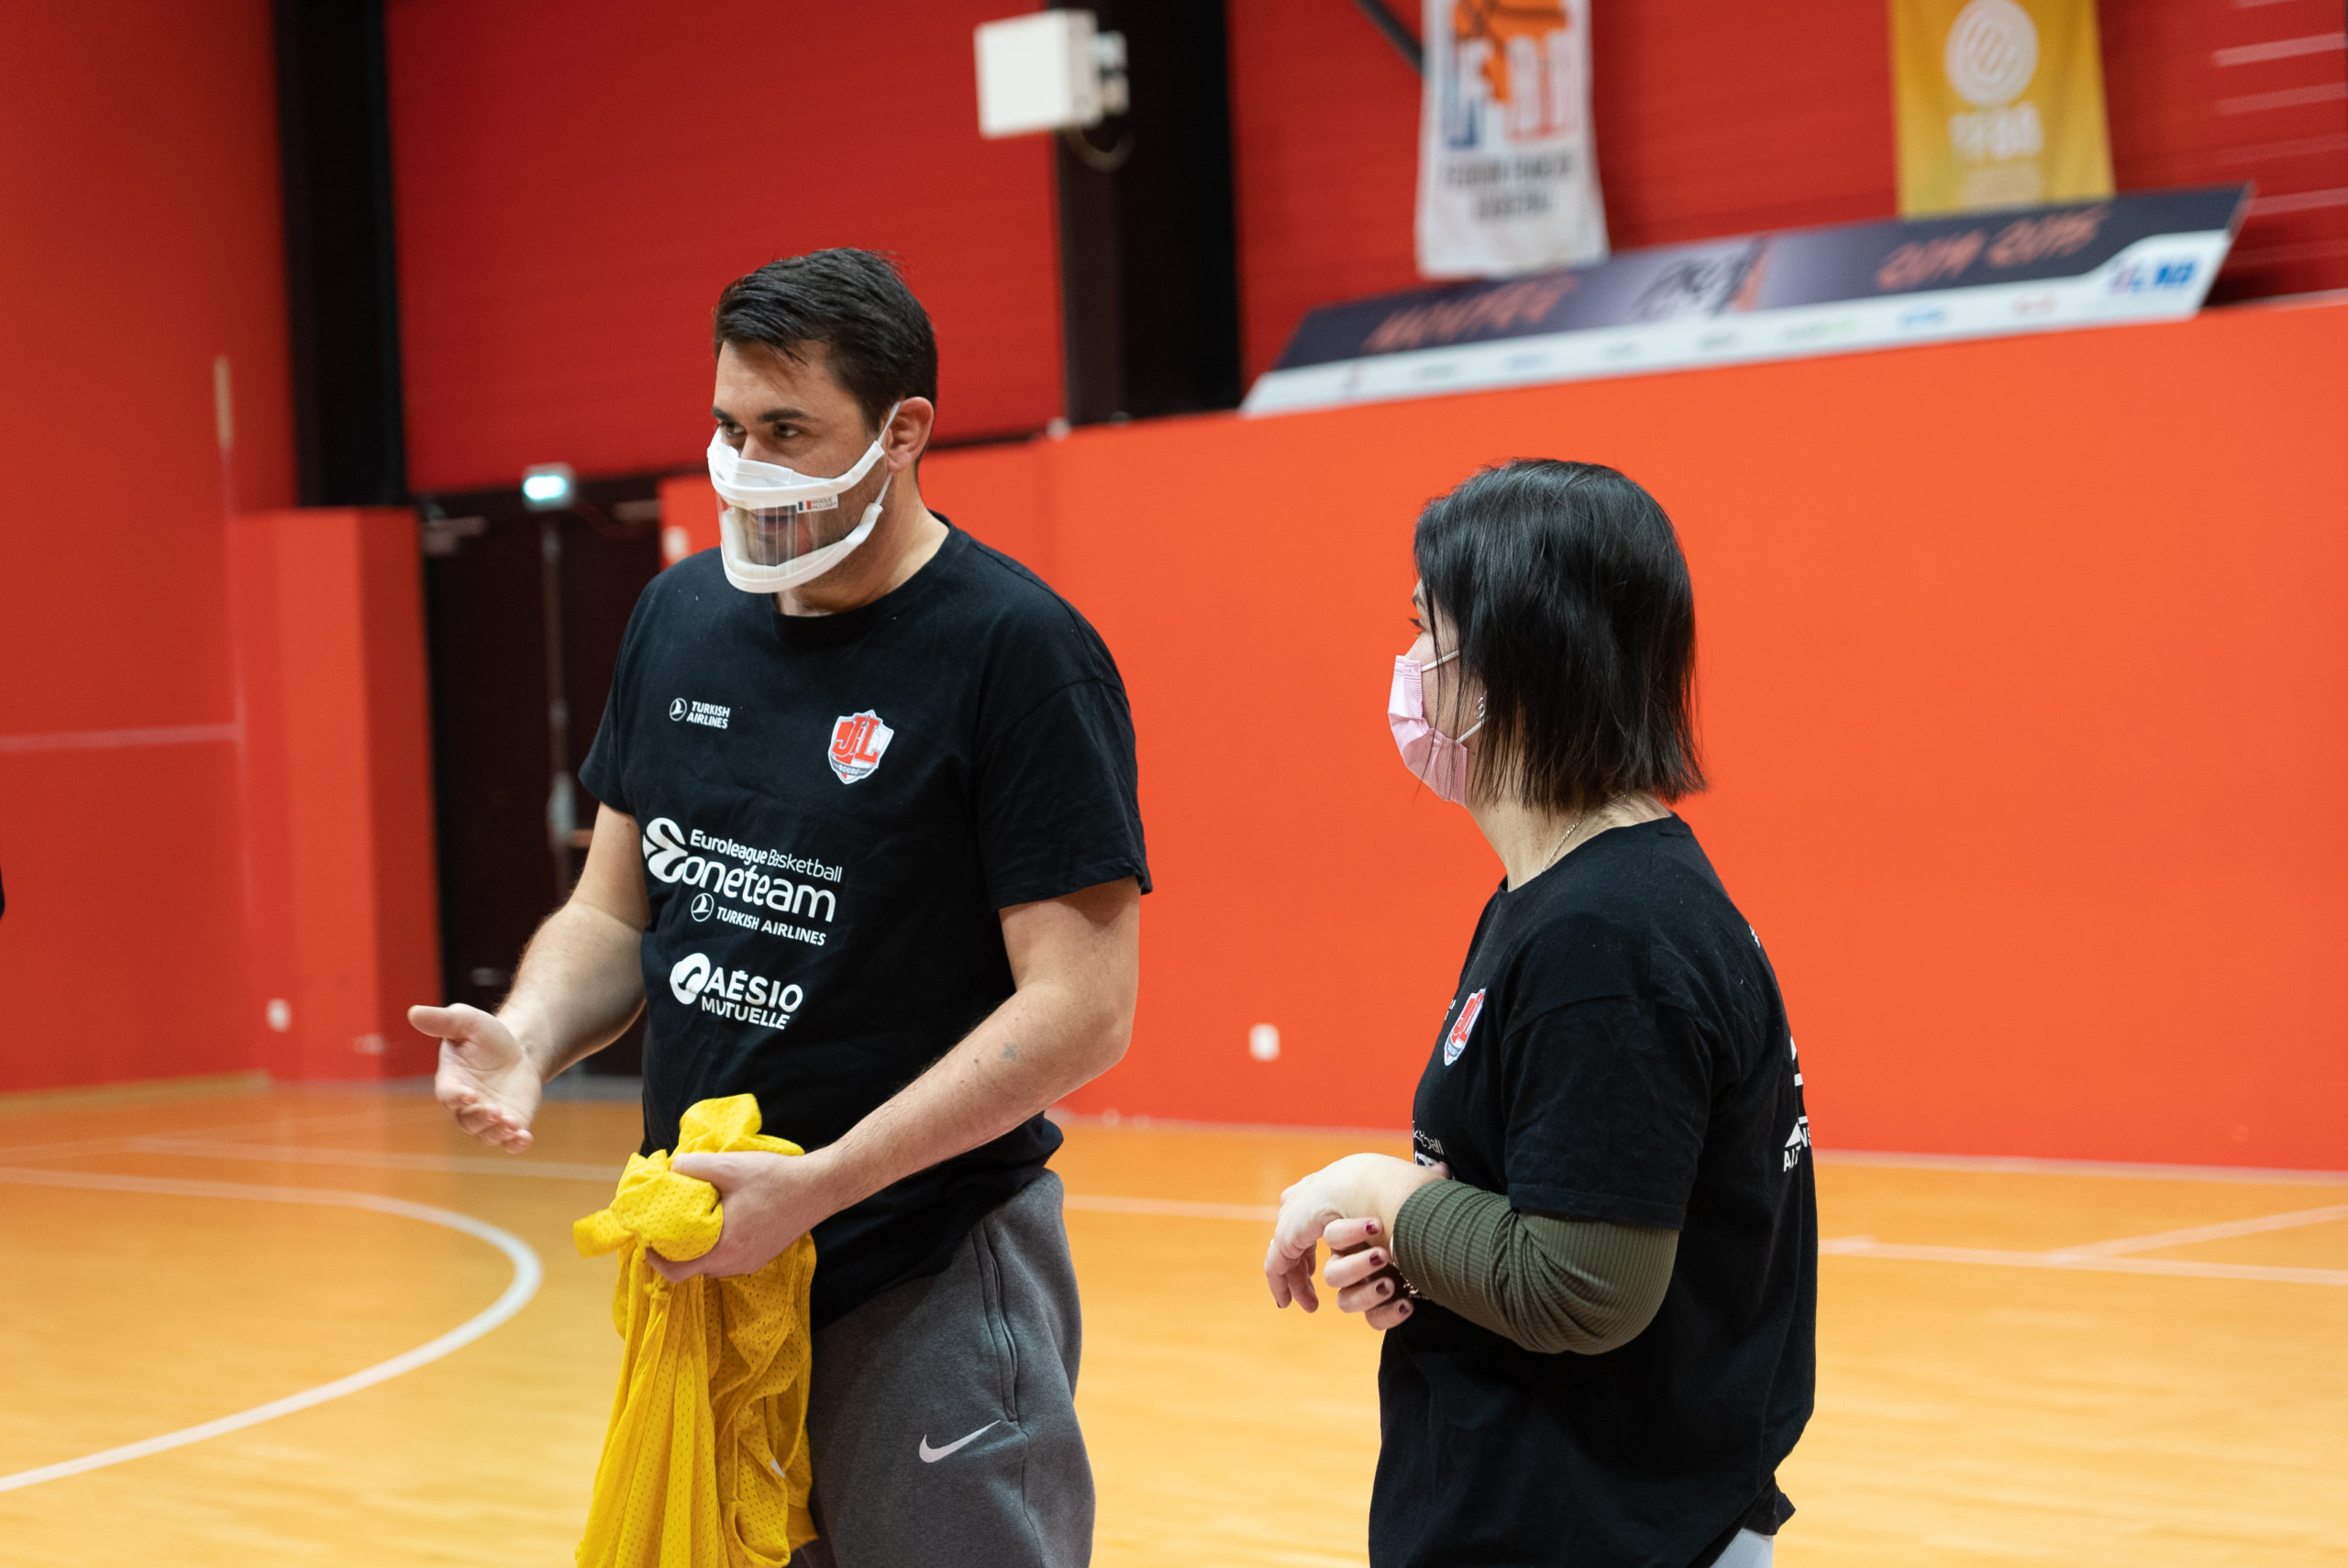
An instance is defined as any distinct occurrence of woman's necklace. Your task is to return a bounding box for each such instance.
[1542,797,1613,873]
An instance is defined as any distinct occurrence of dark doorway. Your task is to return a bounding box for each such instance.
[273,0,406,506]
[418,478,664,1074]
[1055,0,1244,425]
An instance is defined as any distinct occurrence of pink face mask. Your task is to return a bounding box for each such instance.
[1389,648,1485,804]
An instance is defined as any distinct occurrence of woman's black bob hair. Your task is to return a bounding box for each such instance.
[1414,458,1705,813]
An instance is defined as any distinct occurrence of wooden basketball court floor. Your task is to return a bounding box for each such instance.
[2,1078,2342,1566]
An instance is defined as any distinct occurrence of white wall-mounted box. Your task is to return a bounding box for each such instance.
[974,11,1102,138]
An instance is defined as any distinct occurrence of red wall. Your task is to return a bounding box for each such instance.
[1226,0,2348,379]
[385,2,2346,489]
[0,6,445,1097]
[921,302,2348,1170]
[2104,0,2348,302]
[384,0,1066,493]
[0,0,294,1091]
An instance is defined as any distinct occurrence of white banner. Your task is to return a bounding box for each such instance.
[1416,0,1609,279]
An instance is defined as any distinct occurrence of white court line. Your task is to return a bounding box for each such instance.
[111,1140,1276,1219]
[0,1104,455,1165]
[116,1141,1277,1220]
[0,1166,542,1494]
[76,1139,2348,1252]
[0,1133,148,1163]
[1818,1234,2348,1286]
[45,1138,2348,1276]
[1816,1150,2348,1187]
[2049,1203,2348,1259]
[1051,1116,2348,1190]
[57,1134,1288,1222]
[124,1137,621,1182]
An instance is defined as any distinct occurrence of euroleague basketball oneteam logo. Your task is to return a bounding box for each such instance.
[1443,988,1487,1066]
[829,711,893,784]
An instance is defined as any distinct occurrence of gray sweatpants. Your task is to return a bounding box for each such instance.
[789,1171,1092,1568]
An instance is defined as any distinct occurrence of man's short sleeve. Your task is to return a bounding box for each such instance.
[972,675,1149,911]
[578,679,631,817]
[1499,994,1713,1231]
[577,583,649,817]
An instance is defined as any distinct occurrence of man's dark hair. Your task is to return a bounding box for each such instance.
[1414,458,1706,812]
[712,249,940,430]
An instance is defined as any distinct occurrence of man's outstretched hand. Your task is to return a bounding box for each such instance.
[409,1003,542,1153]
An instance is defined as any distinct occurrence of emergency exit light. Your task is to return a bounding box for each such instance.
[520,463,575,511]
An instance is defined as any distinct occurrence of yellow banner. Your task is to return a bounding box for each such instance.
[1892,0,2113,215]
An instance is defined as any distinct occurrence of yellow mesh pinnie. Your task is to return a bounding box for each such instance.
[572,1094,818,1568]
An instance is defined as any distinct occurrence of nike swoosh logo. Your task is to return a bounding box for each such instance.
[917,1420,1002,1463]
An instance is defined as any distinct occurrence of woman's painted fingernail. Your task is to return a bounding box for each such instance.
[1366,1220,1379,1233]
[1400,1303,1412,1317]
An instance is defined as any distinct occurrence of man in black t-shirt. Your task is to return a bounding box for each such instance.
[408,250,1147,1568]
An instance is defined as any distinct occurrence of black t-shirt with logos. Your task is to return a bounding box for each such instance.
[1374,815,1814,1568]
[578,527,1148,1328]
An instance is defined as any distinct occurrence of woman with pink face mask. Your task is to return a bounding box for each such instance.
[1263,459,1817,1568]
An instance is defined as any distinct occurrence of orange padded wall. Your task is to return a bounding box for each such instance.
[925,301,2348,1170]
[232,510,443,1081]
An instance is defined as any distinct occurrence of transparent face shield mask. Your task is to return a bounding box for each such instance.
[705,401,901,593]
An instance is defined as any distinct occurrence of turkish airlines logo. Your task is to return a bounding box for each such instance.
[829,711,893,784]
[1442,988,1486,1066]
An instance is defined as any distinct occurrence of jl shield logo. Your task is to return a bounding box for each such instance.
[1443,989,1486,1066]
[829,711,894,784]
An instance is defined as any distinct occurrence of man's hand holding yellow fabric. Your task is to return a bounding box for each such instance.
[648,1149,853,1283]
[652,879,1140,1281]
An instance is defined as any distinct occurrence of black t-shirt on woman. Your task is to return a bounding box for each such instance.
[1374,815,1815,1568]
[578,528,1149,1328]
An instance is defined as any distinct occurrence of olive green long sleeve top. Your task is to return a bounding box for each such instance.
[1391,1180,1678,1354]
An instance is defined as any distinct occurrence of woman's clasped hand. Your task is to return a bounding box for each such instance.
[1263,1153,1446,1329]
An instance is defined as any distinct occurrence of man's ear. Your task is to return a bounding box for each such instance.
[887,397,936,470]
